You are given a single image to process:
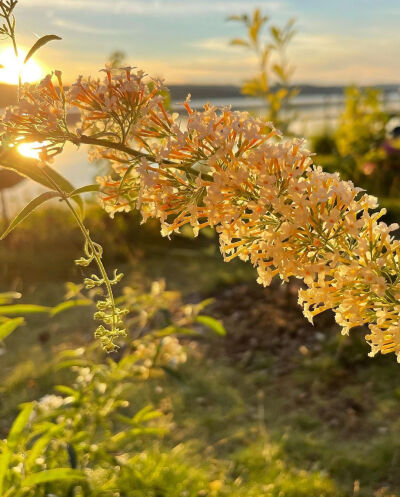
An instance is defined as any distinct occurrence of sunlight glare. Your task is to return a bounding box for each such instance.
[0,47,44,85]
[17,141,48,159]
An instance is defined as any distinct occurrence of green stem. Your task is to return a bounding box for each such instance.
[39,166,117,331]
[64,196,117,331]
[1,4,21,101]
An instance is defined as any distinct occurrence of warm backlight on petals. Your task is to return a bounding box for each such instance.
[17,141,48,159]
[0,47,43,85]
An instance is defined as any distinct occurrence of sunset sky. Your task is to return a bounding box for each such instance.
[8,0,400,85]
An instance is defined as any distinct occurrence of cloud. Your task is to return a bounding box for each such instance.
[51,18,122,35]
[290,30,400,84]
[190,37,242,53]
[23,0,284,16]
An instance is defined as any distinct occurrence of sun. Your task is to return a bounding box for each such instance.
[17,141,49,159]
[0,46,44,85]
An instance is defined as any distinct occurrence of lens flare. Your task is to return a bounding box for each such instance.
[0,47,43,85]
[17,141,48,159]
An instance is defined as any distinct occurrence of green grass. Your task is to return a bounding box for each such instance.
[2,287,400,496]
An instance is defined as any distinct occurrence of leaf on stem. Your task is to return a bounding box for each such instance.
[0,148,83,212]
[68,184,100,197]
[0,191,60,240]
[24,34,61,64]
[195,315,226,336]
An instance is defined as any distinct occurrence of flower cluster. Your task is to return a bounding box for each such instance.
[2,71,68,161]
[3,66,400,361]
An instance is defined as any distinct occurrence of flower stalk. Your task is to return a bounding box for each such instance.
[39,165,126,351]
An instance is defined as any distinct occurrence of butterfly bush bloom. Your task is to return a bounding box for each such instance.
[3,66,400,361]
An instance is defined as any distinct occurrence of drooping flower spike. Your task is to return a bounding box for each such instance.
[3,66,400,360]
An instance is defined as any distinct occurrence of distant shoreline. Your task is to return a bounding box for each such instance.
[0,82,399,107]
[167,83,400,102]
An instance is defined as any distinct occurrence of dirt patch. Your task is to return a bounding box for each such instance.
[208,280,340,364]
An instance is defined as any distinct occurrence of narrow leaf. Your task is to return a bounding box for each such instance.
[25,425,63,469]
[0,148,83,212]
[54,359,90,371]
[195,315,226,336]
[0,191,60,240]
[0,304,52,315]
[21,468,85,487]
[0,317,24,341]
[54,385,79,398]
[7,403,35,450]
[24,35,62,64]
[51,299,92,316]
[69,184,99,197]
[132,405,159,423]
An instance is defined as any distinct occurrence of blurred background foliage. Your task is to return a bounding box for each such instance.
[228,8,298,131]
[1,4,400,497]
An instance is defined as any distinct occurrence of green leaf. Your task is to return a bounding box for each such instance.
[25,425,63,469]
[0,148,83,212]
[0,448,10,497]
[132,405,162,424]
[0,191,60,240]
[195,298,214,311]
[0,304,52,315]
[24,35,62,64]
[50,299,92,316]
[0,317,24,341]
[54,385,79,398]
[21,468,85,487]
[155,325,197,337]
[7,403,35,450]
[69,184,100,197]
[54,359,90,371]
[195,315,226,336]
[0,148,52,187]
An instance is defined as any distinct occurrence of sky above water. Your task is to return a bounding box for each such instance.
[10,0,400,85]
